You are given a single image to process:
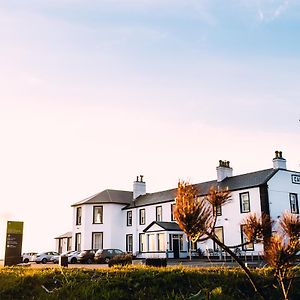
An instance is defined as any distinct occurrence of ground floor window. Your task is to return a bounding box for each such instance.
[67,237,72,251]
[92,232,103,250]
[213,227,224,252]
[157,233,166,252]
[75,233,81,252]
[241,225,254,251]
[139,233,146,252]
[148,234,155,251]
[126,234,133,252]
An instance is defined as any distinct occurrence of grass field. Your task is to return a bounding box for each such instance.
[0,265,299,299]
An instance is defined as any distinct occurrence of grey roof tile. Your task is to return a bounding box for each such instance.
[143,221,181,232]
[71,189,133,207]
[72,168,278,208]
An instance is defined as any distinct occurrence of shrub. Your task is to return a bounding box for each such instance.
[145,258,167,267]
[108,254,132,267]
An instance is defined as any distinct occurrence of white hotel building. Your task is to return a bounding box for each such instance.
[67,151,300,258]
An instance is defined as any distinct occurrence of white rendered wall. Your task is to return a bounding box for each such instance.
[198,187,264,255]
[72,203,127,251]
[267,170,300,222]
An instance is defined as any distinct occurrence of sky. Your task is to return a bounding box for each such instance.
[0,0,300,258]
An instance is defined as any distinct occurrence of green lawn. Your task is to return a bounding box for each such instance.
[0,265,299,299]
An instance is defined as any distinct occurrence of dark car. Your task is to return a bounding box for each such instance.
[77,249,97,264]
[94,248,125,264]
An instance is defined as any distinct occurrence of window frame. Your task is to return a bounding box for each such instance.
[76,207,82,225]
[127,211,132,226]
[139,233,146,253]
[240,192,251,213]
[156,206,162,222]
[240,225,254,251]
[171,203,176,221]
[126,234,133,253]
[290,193,299,214]
[91,232,103,250]
[93,206,103,224]
[139,208,146,225]
[213,226,224,252]
[75,232,81,252]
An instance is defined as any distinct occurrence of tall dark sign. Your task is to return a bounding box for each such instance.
[4,221,24,266]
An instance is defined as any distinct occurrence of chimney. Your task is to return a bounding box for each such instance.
[133,175,146,199]
[273,150,287,170]
[216,160,233,182]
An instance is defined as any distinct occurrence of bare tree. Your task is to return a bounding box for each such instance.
[174,180,300,300]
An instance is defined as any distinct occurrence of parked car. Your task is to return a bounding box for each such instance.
[94,249,125,264]
[22,252,37,263]
[77,249,97,264]
[50,250,80,264]
[67,250,80,264]
[35,251,60,264]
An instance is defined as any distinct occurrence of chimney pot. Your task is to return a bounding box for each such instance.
[216,159,233,182]
[273,150,286,169]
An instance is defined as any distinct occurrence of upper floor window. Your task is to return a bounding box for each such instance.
[290,193,299,214]
[171,203,176,221]
[240,192,250,213]
[156,206,162,222]
[127,211,132,226]
[214,205,222,216]
[241,224,254,251]
[76,207,82,225]
[93,206,103,224]
[139,209,146,225]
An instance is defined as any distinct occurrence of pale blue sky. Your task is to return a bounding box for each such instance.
[0,0,299,256]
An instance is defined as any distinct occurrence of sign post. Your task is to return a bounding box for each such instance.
[4,221,24,266]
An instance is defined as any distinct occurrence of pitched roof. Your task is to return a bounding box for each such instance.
[125,168,277,208]
[72,168,278,208]
[71,189,133,207]
[143,221,182,232]
[54,231,72,239]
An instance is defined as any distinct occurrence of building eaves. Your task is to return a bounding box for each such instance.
[54,231,72,239]
[143,221,181,232]
[71,189,133,207]
[124,168,278,209]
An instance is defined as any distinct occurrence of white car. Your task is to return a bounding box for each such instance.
[35,251,60,264]
[50,250,80,264]
[22,252,37,263]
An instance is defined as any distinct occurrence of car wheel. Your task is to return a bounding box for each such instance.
[42,258,47,264]
[104,257,110,264]
[87,258,93,264]
[23,258,29,263]
[71,257,77,264]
